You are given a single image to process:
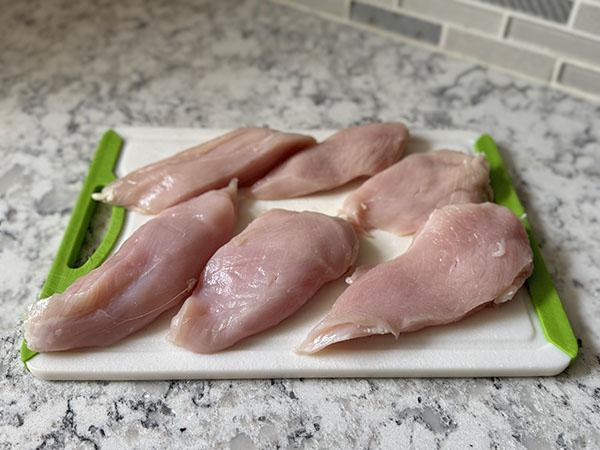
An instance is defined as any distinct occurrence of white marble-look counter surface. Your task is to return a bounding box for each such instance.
[0,0,598,448]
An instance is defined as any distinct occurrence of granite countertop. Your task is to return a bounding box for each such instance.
[1,0,599,448]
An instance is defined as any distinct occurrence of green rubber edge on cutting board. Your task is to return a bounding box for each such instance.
[474,134,578,362]
[21,130,125,368]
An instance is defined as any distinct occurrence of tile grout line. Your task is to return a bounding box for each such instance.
[559,58,600,74]
[343,0,351,19]
[566,0,581,28]
[497,11,510,38]
[551,58,565,83]
[438,23,449,49]
[549,77,600,101]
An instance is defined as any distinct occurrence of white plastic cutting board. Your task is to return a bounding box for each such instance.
[27,128,571,380]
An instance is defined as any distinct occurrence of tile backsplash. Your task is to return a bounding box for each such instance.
[273,0,600,101]
[477,0,573,23]
[350,2,442,44]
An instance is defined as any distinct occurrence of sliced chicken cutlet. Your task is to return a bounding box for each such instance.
[24,181,238,352]
[168,209,359,353]
[297,202,533,354]
[93,128,316,214]
[342,149,493,235]
[248,122,409,199]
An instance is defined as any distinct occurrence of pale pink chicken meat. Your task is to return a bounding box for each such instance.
[167,209,359,353]
[92,127,316,214]
[297,202,533,354]
[247,122,409,199]
[24,181,238,352]
[342,149,493,235]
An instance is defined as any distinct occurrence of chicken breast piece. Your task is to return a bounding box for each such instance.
[92,128,316,214]
[297,202,533,354]
[167,209,359,353]
[24,181,238,352]
[247,122,409,199]
[342,150,493,235]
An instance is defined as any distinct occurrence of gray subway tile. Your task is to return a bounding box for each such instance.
[559,63,600,96]
[288,0,348,17]
[444,27,556,80]
[358,0,397,6]
[475,0,572,23]
[507,17,600,66]
[401,0,503,34]
[350,1,442,44]
[573,3,600,37]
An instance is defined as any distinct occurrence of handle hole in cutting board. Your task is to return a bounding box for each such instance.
[70,187,114,268]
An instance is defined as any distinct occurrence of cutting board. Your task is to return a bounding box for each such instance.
[22,127,577,380]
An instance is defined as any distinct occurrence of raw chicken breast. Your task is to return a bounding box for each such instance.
[247,122,409,199]
[297,202,533,354]
[167,209,359,353]
[24,181,238,352]
[342,150,493,235]
[92,128,316,214]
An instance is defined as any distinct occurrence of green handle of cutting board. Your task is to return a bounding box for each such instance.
[474,134,578,362]
[21,130,126,364]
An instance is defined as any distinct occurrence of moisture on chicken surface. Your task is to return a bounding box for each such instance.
[297,202,533,354]
[167,209,359,353]
[24,181,239,352]
[92,128,316,214]
[247,122,410,200]
[342,149,493,235]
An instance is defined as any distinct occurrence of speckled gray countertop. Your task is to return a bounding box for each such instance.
[1,0,599,448]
